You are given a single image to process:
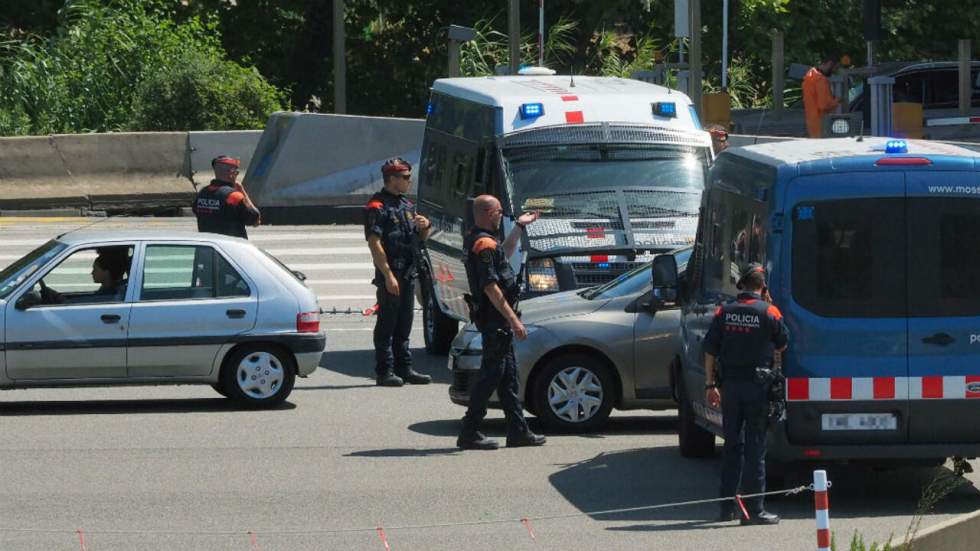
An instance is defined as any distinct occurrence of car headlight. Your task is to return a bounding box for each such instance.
[527,258,559,292]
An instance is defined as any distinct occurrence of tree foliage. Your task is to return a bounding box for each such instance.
[0,0,282,135]
[1,0,978,134]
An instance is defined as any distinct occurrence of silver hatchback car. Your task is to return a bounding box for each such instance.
[0,231,325,407]
[449,248,691,432]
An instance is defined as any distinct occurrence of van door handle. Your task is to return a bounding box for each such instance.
[922,333,955,346]
[100,314,121,324]
[226,309,247,319]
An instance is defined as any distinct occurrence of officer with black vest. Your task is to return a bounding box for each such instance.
[364,158,432,387]
[456,195,546,450]
[703,263,788,525]
[193,155,261,239]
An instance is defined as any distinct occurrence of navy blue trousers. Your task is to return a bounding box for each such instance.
[462,329,529,436]
[373,277,415,376]
[719,378,770,514]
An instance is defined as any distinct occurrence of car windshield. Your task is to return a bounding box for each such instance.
[581,247,692,301]
[0,240,67,300]
[502,144,705,254]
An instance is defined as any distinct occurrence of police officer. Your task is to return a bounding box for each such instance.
[193,155,261,239]
[703,263,788,525]
[456,195,546,450]
[364,158,432,387]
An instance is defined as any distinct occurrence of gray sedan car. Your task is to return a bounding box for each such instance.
[0,231,325,407]
[449,248,691,432]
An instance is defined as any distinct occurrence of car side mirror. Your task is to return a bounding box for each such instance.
[15,291,40,310]
[651,255,679,306]
[652,254,678,288]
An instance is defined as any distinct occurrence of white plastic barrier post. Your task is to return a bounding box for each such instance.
[814,469,831,551]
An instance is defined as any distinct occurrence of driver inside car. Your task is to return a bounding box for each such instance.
[40,248,130,304]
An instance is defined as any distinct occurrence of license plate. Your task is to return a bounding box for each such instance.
[821,413,897,431]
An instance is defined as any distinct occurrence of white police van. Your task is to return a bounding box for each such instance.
[416,73,713,353]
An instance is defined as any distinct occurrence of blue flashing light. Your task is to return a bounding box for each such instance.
[885,139,908,154]
[519,102,545,120]
[426,102,434,116]
[653,102,677,118]
[597,263,610,269]
[797,206,815,221]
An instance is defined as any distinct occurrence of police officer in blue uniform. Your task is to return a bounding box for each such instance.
[193,156,261,239]
[703,263,788,525]
[456,195,546,450]
[364,158,432,387]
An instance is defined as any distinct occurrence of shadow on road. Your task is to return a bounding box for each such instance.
[0,397,296,415]
[548,446,980,531]
[320,347,451,385]
[345,447,462,458]
[408,414,676,438]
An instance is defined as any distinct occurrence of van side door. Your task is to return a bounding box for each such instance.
[905,169,980,444]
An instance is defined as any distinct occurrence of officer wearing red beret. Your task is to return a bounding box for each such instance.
[193,155,261,239]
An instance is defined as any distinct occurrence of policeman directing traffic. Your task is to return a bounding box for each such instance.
[364,158,433,387]
[703,263,788,525]
[193,155,261,239]
[456,195,546,451]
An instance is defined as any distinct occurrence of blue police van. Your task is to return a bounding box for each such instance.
[652,137,980,463]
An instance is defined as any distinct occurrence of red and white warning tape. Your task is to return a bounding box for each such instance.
[787,376,980,401]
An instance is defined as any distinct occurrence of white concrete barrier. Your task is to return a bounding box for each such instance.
[243,112,424,208]
[0,132,193,212]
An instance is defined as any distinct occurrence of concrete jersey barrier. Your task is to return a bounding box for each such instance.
[0,132,193,212]
[243,112,424,209]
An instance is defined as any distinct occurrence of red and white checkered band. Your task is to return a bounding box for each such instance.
[786,376,980,401]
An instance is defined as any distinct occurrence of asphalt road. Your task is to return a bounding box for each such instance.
[0,217,977,550]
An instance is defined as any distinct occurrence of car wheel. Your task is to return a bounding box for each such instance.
[220,344,296,408]
[211,383,230,398]
[533,354,615,433]
[678,379,716,458]
[422,292,458,355]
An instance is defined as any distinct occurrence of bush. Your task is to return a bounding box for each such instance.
[0,0,283,135]
[129,51,284,131]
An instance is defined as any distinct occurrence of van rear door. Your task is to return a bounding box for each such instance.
[905,169,980,444]
[784,172,909,445]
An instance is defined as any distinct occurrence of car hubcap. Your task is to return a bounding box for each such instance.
[547,366,603,423]
[236,352,284,400]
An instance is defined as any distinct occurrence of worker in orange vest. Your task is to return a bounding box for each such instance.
[802,57,840,138]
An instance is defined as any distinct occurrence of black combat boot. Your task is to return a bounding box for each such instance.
[376,370,404,387]
[740,511,779,525]
[457,431,499,450]
[395,368,431,385]
[506,430,547,448]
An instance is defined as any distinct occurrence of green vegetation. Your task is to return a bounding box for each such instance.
[1,1,978,134]
[0,0,282,135]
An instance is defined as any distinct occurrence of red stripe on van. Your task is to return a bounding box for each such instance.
[873,377,895,400]
[787,378,809,400]
[830,378,852,400]
[565,111,584,124]
[561,95,579,102]
[922,376,943,398]
[967,376,980,398]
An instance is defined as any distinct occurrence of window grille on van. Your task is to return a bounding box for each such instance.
[570,261,645,287]
[502,123,711,149]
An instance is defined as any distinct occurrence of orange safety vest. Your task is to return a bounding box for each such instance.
[802,67,839,138]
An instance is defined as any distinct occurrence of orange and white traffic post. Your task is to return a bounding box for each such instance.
[814,469,831,551]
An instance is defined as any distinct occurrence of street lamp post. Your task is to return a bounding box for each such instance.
[448,25,477,78]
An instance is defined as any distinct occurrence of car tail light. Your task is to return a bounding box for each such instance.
[875,157,932,166]
[297,311,320,332]
[803,448,822,458]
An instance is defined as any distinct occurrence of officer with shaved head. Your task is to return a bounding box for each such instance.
[456,195,546,450]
